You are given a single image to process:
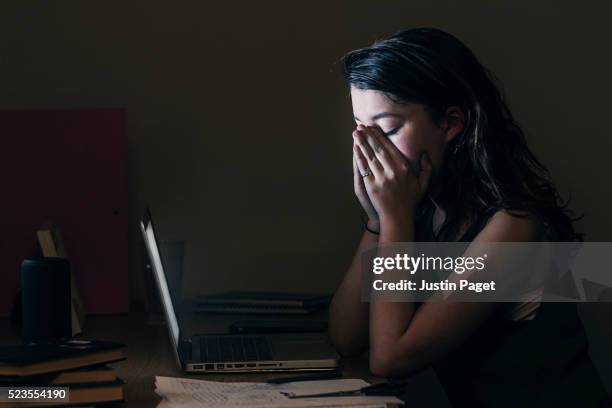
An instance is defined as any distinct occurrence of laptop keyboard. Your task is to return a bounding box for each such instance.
[199,336,273,362]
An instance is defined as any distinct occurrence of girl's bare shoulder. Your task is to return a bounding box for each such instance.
[478,209,545,242]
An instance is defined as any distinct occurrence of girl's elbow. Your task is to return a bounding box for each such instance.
[370,344,424,377]
[369,348,398,377]
[370,351,429,378]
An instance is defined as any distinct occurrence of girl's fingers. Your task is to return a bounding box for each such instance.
[353,143,369,176]
[368,133,396,170]
[354,143,378,180]
[353,129,377,162]
[354,129,383,176]
[359,125,414,178]
[361,125,405,164]
[353,150,363,185]
[363,126,416,177]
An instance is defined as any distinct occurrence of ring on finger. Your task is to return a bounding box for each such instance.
[361,169,372,178]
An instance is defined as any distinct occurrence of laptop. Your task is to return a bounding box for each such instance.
[139,209,339,373]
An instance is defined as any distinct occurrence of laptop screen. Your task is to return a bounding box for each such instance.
[139,210,180,348]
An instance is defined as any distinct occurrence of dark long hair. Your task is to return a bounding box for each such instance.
[343,27,582,242]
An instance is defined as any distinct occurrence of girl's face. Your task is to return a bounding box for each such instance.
[350,86,454,176]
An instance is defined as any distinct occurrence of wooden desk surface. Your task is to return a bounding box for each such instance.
[0,306,396,407]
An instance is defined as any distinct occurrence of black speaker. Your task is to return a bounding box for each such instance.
[21,258,72,344]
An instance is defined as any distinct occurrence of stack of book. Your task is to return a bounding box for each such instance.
[0,339,126,406]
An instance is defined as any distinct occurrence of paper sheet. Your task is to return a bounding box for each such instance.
[154,376,403,407]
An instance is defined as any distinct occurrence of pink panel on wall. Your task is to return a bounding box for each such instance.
[0,109,129,316]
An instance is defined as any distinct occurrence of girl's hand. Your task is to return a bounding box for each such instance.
[352,137,379,231]
[353,124,433,224]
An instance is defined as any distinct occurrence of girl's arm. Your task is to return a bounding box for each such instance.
[328,225,379,357]
[329,131,383,357]
[369,210,538,377]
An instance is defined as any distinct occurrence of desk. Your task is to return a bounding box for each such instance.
[0,304,401,407]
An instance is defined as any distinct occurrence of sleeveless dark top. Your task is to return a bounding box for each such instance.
[414,202,609,407]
